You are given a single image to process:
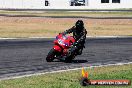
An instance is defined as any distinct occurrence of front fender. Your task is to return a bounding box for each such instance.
[53,45,62,52]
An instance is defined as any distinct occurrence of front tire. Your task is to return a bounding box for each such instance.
[46,49,56,62]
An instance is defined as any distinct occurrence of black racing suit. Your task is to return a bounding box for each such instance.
[63,26,87,55]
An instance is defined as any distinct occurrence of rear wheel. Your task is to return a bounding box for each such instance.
[46,49,56,62]
[65,55,75,63]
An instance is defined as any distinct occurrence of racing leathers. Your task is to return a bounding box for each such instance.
[63,26,87,55]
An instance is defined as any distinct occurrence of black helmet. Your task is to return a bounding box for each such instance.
[75,20,84,30]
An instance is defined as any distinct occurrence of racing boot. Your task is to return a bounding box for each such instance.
[77,48,83,55]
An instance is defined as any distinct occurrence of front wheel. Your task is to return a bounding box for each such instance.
[46,49,56,62]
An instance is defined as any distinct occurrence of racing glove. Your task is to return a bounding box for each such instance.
[73,41,78,46]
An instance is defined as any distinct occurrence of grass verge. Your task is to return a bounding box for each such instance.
[0,17,132,38]
[0,64,132,88]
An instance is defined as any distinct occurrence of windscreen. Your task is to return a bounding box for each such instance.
[56,35,69,46]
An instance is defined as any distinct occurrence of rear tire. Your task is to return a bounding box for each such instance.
[46,49,56,62]
[65,55,75,63]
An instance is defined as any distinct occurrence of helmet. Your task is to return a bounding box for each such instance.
[75,20,84,30]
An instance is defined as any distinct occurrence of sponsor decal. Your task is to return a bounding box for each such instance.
[80,67,131,86]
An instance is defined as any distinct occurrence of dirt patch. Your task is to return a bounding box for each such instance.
[0,16,132,37]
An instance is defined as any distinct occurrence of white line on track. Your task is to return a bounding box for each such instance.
[0,62,132,81]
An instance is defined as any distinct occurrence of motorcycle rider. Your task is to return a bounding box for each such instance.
[63,20,87,56]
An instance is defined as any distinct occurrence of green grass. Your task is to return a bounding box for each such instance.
[0,64,132,88]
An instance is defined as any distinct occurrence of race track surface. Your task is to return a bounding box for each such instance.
[1,14,132,19]
[0,38,132,79]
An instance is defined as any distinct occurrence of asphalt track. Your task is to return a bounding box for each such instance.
[1,9,132,12]
[0,14,132,19]
[0,37,132,79]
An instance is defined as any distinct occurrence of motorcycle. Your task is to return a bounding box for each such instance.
[46,33,76,62]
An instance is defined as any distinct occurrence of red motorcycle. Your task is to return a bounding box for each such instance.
[46,33,76,62]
